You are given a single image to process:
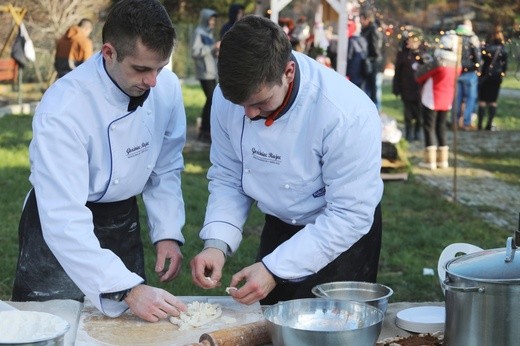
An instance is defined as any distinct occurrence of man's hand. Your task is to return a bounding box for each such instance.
[226,262,276,305]
[124,284,187,322]
[190,248,226,289]
[155,240,183,282]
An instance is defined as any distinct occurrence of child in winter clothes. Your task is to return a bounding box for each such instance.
[415,31,460,170]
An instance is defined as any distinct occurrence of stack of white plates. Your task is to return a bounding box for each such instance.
[395,306,445,333]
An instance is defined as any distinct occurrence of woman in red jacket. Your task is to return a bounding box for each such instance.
[415,31,460,170]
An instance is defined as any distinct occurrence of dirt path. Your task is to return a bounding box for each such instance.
[407,130,520,232]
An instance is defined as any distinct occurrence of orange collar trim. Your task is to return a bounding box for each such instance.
[264,80,294,127]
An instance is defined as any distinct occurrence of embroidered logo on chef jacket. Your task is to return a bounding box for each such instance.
[251,147,281,165]
[126,141,150,158]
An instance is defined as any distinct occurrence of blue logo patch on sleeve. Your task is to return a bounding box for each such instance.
[312,187,326,198]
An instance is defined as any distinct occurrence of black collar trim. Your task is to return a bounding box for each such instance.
[102,59,150,112]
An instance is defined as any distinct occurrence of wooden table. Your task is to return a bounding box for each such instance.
[3,300,445,345]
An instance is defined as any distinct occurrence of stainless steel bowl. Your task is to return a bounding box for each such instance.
[312,281,393,314]
[263,298,384,346]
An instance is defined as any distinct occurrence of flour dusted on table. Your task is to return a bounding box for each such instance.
[169,301,222,330]
[0,310,69,343]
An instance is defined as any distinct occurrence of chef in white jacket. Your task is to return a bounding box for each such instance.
[190,16,384,305]
[11,0,187,322]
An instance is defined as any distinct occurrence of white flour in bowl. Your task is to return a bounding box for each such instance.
[0,310,69,343]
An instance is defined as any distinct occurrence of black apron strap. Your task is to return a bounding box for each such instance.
[258,203,382,305]
[11,189,145,302]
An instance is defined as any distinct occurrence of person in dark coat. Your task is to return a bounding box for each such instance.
[392,30,424,141]
[220,3,245,39]
[477,27,508,131]
[360,9,384,110]
[346,19,368,89]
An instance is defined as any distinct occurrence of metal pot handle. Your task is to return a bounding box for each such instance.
[443,279,485,293]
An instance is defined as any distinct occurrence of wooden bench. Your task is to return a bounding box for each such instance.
[0,58,18,83]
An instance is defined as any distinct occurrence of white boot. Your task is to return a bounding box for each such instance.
[418,146,437,170]
[437,146,449,168]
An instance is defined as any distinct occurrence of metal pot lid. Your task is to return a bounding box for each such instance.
[445,248,520,282]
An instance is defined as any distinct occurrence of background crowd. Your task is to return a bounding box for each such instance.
[184,3,510,174]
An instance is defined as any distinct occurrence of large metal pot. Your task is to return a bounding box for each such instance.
[443,233,520,346]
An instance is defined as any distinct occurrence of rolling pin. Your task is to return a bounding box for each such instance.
[195,320,270,346]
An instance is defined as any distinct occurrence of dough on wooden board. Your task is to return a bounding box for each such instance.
[169,301,223,330]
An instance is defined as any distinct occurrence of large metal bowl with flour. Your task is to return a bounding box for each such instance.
[263,298,383,346]
[0,310,69,345]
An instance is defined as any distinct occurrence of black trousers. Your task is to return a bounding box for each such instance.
[422,106,448,147]
[11,189,145,302]
[257,203,382,305]
[199,79,217,134]
[403,100,422,140]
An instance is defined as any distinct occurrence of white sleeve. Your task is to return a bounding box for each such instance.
[199,87,254,254]
[142,79,186,245]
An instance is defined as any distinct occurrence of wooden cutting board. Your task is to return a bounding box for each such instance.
[75,296,264,345]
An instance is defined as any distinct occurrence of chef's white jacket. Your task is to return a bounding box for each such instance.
[28,52,186,316]
[200,51,383,281]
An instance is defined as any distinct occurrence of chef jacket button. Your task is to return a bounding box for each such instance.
[111,125,116,131]
[284,184,290,189]
[147,165,152,169]
[147,110,152,115]
[113,179,119,185]
[245,169,250,173]
[291,219,296,224]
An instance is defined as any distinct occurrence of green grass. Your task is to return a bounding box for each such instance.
[0,82,518,304]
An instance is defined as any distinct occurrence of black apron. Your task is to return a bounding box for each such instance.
[11,189,146,302]
[257,203,382,305]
